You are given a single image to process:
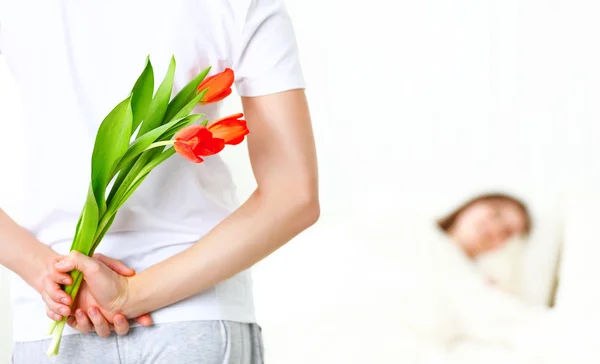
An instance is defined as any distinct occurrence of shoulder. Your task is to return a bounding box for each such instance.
[225,0,305,97]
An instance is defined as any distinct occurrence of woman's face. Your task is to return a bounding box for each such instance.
[449,200,527,257]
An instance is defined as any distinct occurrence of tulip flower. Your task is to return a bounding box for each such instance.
[172,114,249,163]
[198,68,234,104]
[207,113,249,145]
[172,125,224,163]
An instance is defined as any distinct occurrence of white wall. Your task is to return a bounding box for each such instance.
[2,0,600,363]
[0,56,19,364]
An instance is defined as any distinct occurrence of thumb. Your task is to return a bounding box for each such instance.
[55,251,99,275]
[93,253,136,277]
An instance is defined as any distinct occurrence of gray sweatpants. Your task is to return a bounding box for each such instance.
[12,320,264,364]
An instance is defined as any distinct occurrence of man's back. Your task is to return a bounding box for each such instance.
[0,1,247,242]
[0,0,305,341]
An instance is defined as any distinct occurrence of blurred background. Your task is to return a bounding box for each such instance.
[2,0,600,363]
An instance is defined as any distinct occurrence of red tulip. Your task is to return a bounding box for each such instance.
[198,68,234,104]
[173,125,225,163]
[173,114,249,163]
[207,113,249,145]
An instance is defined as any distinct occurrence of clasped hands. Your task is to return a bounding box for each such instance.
[40,251,151,337]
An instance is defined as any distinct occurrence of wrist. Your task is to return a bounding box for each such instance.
[0,211,58,293]
[120,274,146,318]
[7,240,58,292]
[21,244,58,293]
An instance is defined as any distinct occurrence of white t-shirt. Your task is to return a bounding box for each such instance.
[0,0,305,342]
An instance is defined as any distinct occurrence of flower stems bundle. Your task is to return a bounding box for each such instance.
[46,56,249,356]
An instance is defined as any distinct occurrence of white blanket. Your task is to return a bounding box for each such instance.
[260,219,597,363]
[377,221,546,362]
[303,220,566,363]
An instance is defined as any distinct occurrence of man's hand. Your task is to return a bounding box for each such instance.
[36,255,77,314]
[44,252,152,337]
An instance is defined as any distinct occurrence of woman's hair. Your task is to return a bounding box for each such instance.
[437,192,532,236]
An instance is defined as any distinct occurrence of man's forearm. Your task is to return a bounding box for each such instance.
[123,189,319,318]
[0,208,56,291]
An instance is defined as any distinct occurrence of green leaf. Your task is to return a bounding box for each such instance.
[116,148,176,210]
[70,211,84,249]
[164,66,211,122]
[105,58,171,207]
[71,185,99,254]
[106,156,138,205]
[164,114,202,137]
[130,56,154,134]
[106,150,156,215]
[171,89,208,122]
[138,148,176,179]
[106,57,203,207]
[90,214,116,255]
[110,114,203,177]
[108,147,177,214]
[113,174,149,213]
[149,115,198,146]
[107,112,202,209]
[91,97,133,215]
[137,56,176,136]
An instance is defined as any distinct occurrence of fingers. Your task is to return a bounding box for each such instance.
[46,307,62,322]
[73,309,93,335]
[42,274,72,307]
[134,314,153,327]
[42,290,71,319]
[54,251,100,275]
[47,257,73,286]
[112,314,130,336]
[66,310,142,337]
[88,307,111,337]
[67,315,77,329]
[41,257,73,321]
[93,254,135,277]
[71,310,131,337]
[51,256,72,274]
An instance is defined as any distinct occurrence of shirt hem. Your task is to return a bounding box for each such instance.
[236,77,306,97]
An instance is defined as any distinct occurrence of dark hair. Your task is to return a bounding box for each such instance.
[437,192,532,236]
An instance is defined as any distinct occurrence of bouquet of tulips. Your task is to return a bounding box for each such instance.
[46,56,249,356]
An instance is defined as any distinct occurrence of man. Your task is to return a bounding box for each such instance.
[0,1,319,362]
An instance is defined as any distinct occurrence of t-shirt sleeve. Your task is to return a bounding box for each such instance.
[233,0,306,97]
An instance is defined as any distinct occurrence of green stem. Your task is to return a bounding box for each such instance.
[145,140,174,150]
[46,206,113,343]
[46,317,66,357]
[90,214,116,256]
[107,152,155,211]
[46,141,177,356]
[93,213,114,246]
[46,271,84,356]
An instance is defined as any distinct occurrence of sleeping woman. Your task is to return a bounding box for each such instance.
[391,192,557,363]
[437,192,530,292]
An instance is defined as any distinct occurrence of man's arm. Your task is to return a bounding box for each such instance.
[124,89,319,317]
[51,89,319,318]
[1,208,151,335]
[0,208,72,294]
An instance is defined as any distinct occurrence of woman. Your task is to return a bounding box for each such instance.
[438,192,531,292]
[390,192,553,363]
[0,1,318,363]
[437,192,531,260]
